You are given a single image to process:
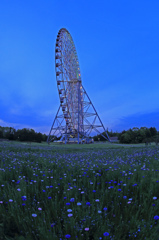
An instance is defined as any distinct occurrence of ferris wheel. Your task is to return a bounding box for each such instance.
[47,28,110,144]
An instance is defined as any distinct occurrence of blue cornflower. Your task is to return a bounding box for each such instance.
[103,232,109,236]
[48,197,52,199]
[93,190,96,192]
[86,202,91,206]
[118,189,121,191]
[123,196,127,199]
[65,234,71,238]
[66,202,70,205]
[64,197,67,199]
[70,198,75,202]
[154,215,159,220]
[21,196,27,201]
[32,214,37,217]
[103,207,107,211]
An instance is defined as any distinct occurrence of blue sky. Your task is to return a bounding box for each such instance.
[0,0,159,134]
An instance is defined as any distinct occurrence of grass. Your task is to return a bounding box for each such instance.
[0,141,159,239]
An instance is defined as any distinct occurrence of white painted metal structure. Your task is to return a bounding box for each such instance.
[47,28,110,144]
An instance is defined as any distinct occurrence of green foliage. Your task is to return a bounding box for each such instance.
[0,126,48,143]
[0,142,159,239]
[119,127,158,144]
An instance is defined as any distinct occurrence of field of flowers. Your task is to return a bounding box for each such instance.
[0,141,159,240]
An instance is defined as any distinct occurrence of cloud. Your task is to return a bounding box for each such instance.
[114,110,159,132]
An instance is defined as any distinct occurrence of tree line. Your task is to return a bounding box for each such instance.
[93,127,159,144]
[0,126,158,144]
[0,126,47,143]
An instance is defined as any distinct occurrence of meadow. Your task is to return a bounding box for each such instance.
[0,141,159,240]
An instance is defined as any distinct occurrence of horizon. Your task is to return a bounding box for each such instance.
[1,0,159,134]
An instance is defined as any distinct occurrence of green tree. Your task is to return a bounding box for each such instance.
[120,132,131,143]
[149,127,157,137]
[35,132,43,143]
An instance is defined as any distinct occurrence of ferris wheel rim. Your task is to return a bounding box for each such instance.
[55,28,84,134]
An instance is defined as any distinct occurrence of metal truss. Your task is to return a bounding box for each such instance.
[47,83,110,144]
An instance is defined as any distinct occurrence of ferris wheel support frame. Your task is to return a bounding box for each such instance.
[47,83,110,144]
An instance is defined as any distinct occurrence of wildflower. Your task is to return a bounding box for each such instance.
[95,199,99,202]
[68,213,73,217]
[17,188,21,191]
[32,214,37,217]
[154,215,159,220]
[66,202,70,205]
[129,198,132,201]
[153,197,157,200]
[98,210,102,213]
[0,201,3,204]
[85,228,89,231]
[103,232,109,236]
[65,234,71,238]
[22,196,27,200]
[38,208,42,210]
[92,190,96,192]
[67,209,72,212]
[48,197,52,199]
[118,189,121,191]
[86,202,91,206]
[9,199,13,202]
[77,202,82,206]
[123,196,127,199]
[127,201,131,204]
[70,198,75,202]
[81,191,84,194]
[103,207,107,211]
